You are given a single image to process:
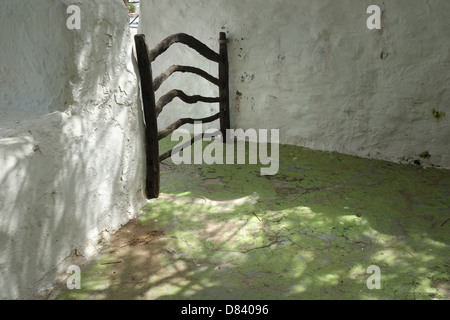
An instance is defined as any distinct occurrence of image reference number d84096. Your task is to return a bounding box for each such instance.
[226,305,269,315]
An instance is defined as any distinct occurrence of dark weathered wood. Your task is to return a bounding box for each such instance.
[135,32,231,180]
[134,34,160,199]
[148,33,221,63]
[158,113,221,141]
[153,65,220,91]
[156,89,220,116]
[219,32,231,143]
[159,130,221,162]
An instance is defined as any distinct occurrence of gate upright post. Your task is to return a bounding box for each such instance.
[219,32,231,143]
[135,34,160,199]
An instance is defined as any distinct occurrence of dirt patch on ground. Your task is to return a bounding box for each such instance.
[101,221,165,294]
[110,220,165,248]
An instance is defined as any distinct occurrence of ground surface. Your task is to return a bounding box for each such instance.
[57,141,450,300]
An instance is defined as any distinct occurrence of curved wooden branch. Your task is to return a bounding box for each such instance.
[158,113,221,140]
[156,89,220,116]
[159,130,221,162]
[148,33,220,63]
[153,65,220,91]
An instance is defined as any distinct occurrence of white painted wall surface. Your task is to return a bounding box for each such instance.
[0,0,145,299]
[139,0,450,168]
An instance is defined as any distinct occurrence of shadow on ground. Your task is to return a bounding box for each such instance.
[57,140,450,300]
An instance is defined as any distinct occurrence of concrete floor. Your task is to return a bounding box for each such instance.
[57,141,450,300]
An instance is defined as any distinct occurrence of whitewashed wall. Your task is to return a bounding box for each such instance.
[139,0,450,168]
[0,0,145,299]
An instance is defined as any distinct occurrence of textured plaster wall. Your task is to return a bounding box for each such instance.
[0,0,145,299]
[139,0,450,168]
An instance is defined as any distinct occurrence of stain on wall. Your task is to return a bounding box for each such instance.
[139,0,450,168]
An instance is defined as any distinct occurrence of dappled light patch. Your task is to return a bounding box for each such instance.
[57,142,450,300]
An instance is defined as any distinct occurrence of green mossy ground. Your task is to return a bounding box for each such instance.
[58,139,450,300]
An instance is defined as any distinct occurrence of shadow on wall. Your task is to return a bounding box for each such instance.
[0,0,144,299]
[138,0,450,169]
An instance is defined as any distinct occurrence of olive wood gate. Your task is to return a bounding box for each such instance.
[135,33,230,199]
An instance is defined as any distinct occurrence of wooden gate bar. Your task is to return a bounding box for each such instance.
[148,33,221,63]
[158,113,221,141]
[156,89,221,116]
[159,130,221,162]
[153,65,220,91]
[135,34,160,199]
